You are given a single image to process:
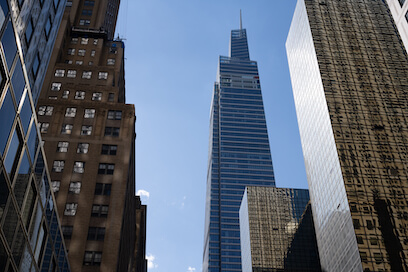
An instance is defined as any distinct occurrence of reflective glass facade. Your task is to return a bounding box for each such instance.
[203,28,275,272]
[240,187,321,272]
[287,0,408,271]
[0,0,69,271]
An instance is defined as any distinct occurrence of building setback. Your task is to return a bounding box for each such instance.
[203,23,276,272]
[36,0,146,271]
[287,0,408,271]
[240,186,321,272]
[0,0,70,271]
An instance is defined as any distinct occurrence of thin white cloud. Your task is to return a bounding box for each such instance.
[146,253,158,269]
[137,189,150,199]
[187,267,196,272]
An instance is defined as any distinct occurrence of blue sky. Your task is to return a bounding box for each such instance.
[116,0,302,271]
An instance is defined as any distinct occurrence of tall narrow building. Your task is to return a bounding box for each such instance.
[0,0,71,271]
[203,22,276,272]
[287,0,408,271]
[36,1,145,271]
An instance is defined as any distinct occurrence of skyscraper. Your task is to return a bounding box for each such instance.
[36,1,146,271]
[240,187,321,272]
[0,0,70,271]
[203,21,276,272]
[287,0,408,271]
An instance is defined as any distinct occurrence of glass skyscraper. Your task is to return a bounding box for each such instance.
[0,0,69,271]
[203,25,275,272]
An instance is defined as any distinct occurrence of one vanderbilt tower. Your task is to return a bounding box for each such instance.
[203,16,275,272]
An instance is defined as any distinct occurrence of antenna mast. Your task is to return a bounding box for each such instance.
[240,10,242,30]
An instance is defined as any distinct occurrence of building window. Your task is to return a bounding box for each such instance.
[76,60,83,65]
[75,91,85,99]
[81,125,92,135]
[67,70,77,78]
[62,90,70,98]
[98,163,114,175]
[48,96,57,100]
[83,251,102,266]
[79,19,90,26]
[44,16,52,38]
[399,0,406,7]
[78,49,86,56]
[67,48,75,55]
[108,93,114,102]
[55,69,65,77]
[52,160,65,172]
[62,226,73,239]
[57,141,69,152]
[91,205,108,217]
[64,203,78,216]
[84,0,95,6]
[61,124,73,134]
[92,92,102,101]
[101,144,117,155]
[32,53,40,78]
[107,58,115,65]
[51,181,60,192]
[82,71,92,79]
[65,107,77,117]
[51,82,62,91]
[81,37,89,44]
[91,50,96,57]
[73,161,85,173]
[40,123,50,133]
[104,127,119,137]
[77,143,89,154]
[93,38,98,45]
[38,105,54,116]
[87,227,105,241]
[69,182,81,194]
[84,109,95,118]
[71,38,78,44]
[95,183,111,196]
[25,18,33,45]
[98,72,108,79]
[107,110,122,120]
[88,61,93,66]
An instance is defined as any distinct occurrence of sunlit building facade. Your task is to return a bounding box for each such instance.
[36,0,146,271]
[203,26,276,272]
[287,0,408,271]
[240,186,321,272]
[0,0,69,271]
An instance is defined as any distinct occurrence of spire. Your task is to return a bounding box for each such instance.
[240,10,242,30]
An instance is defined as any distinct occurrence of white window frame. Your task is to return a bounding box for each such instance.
[65,107,77,117]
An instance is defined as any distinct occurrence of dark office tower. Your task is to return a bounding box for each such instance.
[239,187,321,272]
[0,0,70,271]
[36,1,144,271]
[203,24,276,272]
[287,0,408,271]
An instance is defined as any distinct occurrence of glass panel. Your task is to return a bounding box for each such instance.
[0,237,7,271]
[0,171,9,220]
[4,127,22,179]
[0,89,16,154]
[13,150,30,209]
[11,223,25,268]
[2,200,18,247]
[19,94,32,135]
[26,124,38,163]
[2,19,17,70]
[11,60,25,105]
